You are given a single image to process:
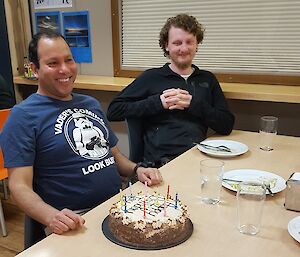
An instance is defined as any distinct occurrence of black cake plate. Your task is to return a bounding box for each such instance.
[101,216,193,250]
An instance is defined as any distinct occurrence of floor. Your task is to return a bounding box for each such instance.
[0,185,24,257]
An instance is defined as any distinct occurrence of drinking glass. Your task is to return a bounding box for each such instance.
[259,116,278,151]
[237,182,266,235]
[200,159,224,204]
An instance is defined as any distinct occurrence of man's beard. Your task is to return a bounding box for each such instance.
[170,54,193,70]
[176,62,190,70]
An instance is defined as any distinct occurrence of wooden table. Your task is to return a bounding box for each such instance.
[13,75,300,103]
[16,130,300,256]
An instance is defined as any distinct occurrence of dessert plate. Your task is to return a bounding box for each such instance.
[222,169,286,194]
[102,216,193,250]
[196,140,248,158]
[288,216,300,243]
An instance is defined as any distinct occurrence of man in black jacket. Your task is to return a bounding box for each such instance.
[107,14,235,167]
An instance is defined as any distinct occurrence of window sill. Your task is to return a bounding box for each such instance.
[13,75,300,103]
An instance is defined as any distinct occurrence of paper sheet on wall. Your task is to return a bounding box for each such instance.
[34,0,72,10]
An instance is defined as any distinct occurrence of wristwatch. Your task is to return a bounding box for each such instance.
[130,162,142,182]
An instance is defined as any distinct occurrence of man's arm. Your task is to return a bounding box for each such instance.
[8,166,85,234]
[187,76,235,135]
[107,75,164,121]
[111,146,162,186]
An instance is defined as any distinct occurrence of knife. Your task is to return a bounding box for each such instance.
[195,143,232,153]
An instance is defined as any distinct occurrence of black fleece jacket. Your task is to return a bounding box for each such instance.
[107,63,235,164]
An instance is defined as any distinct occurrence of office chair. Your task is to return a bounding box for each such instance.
[0,108,10,236]
[122,118,145,186]
[24,215,46,249]
[126,118,144,163]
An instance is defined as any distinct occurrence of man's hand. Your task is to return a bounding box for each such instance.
[136,167,162,186]
[47,208,85,235]
[160,88,192,110]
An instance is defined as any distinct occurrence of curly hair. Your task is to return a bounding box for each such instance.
[159,14,205,57]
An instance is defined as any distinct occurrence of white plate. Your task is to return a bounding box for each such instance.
[288,216,300,243]
[196,140,248,158]
[222,169,286,194]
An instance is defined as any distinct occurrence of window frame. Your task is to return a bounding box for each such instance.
[111,0,300,85]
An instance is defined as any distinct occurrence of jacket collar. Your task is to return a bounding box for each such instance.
[161,63,200,77]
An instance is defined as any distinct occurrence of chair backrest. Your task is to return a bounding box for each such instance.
[126,118,144,163]
[0,109,10,131]
[0,109,10,180]
[24,215,46,249]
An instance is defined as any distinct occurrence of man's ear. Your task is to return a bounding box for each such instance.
[165,43,169,52]
[30,62,39,78]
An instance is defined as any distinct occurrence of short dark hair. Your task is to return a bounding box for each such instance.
[28,31,68,69]
[159,14,205,57]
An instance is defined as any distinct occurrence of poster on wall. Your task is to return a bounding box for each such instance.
[35,11,60,33]
[62,11,92,63]
[34,0,72,10]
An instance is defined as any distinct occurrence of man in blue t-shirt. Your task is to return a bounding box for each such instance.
[0,31,162,247]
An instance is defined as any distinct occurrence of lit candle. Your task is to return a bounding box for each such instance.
[129,181,133,198]
[155,191,159,207]
[164,197,167,217]
[175,192,178,209]
[144,181,148,195]
[124,195,127,213]
[120,189,124,206]
[167,184,170,200]
[144,196,146,219]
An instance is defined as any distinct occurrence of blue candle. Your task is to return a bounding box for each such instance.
[124,195,127,213]
[175,192,178,209]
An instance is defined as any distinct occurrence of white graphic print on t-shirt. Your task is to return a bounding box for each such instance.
[54,108,110,160]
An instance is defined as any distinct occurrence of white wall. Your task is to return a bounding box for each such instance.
[30,0,114,76]
[229,100,300,137]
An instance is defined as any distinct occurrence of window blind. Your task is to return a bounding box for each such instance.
[121,0,300,76]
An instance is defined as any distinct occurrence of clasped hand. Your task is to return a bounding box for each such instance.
[136,167,163,186]
[48,208,85,235]
[160,88,192,110]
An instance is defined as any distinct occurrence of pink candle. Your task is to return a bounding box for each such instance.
[129,181,132,198]
[164,197,167,217]
[119,189,123,205]
[144,181,148,195]
[144,197,146,219]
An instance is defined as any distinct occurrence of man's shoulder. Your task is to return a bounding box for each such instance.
[73,93,100,106]
[193,65,215,77]
[12,93,39,111]
[142,66,164,74]
[73,92,95,101]
[137,65,168,80]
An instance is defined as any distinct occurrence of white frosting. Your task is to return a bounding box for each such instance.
[115,194,184,223]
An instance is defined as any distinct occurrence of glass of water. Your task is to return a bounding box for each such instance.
[200,159,224,204]
[259,116,278,151]
[237,182,266,235]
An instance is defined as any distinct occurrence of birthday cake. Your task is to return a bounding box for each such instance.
[108,192,191,247]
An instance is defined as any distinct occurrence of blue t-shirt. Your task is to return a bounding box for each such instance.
[0,93,121,210]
